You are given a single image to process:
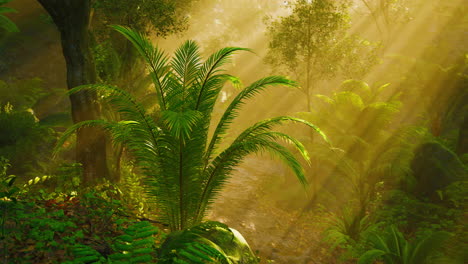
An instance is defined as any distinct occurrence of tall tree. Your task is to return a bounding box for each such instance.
[37,0,108,185]
[265,0,379,112]
[36,0,192,184]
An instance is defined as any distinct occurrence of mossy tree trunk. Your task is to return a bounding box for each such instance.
[37,0,110,185]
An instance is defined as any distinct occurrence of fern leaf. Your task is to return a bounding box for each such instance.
[357,249,387,264]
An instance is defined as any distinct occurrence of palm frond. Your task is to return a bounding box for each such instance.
[359,226,450,264]
[0,13,18,32]
[233,116,329,146]
[161,110,203,142]
[194,47,251,111]
[0,6,16,14]
[68,84,162,153]
[333,91,365,111]
[258,131,311,162]
[171,40,201,91]
[357,249,387,264]
[158,222,243,264]
[53,119,114,156]
[409,231,451,264]
[197,136,308,221]
[68,84,147,122]
[0,0,18,33]
[205,78,300,161]
[112,25,170,110]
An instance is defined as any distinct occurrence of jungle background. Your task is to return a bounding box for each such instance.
[0,0,466,263]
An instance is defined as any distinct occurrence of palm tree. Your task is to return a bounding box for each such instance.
[56,25,328,231]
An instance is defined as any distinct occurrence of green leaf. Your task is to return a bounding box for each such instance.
[117,234,133,243]
[0,7,17,14]
[0,14,19,32]
[409,231,451,264]
[132,254,153,263]
[358,249,387,264]
[161,110,202,141]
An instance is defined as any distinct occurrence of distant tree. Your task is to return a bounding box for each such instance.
[265,0,379,112]
[358,0,411,47]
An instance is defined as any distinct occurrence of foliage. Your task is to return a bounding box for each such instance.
[158,221,258,264]
[90,0,192,88]
[323,204,377,248]
[68,244,107,264]
[0,78,64,177]
[300,80,403,209]
[110,221,159,263]
[0,157,18,201]
[378,51,467,140]
[440,181,468,208]
[66,221,160,264]
[265,0,349,79]
[0,78,47,110]
[358,225,451,264]
[264,0,379,110]
[89,0,196,183]
[93,40,122,83]
[0,0,18,33]
[375,189,465,237]
[116,163,153,218]
[56,26,328,231]
[0,180,164,263]
[0,157,18,260]
[1,201,84,263]
[91,0,190,36]
[0,103,56,176]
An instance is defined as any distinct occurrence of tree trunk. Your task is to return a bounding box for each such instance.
[37,0,110,185]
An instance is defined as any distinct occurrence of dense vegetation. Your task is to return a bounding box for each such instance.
[0,0,466,263]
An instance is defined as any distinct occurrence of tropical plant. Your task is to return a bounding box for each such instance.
[0,103,56,176]
[109,221,159,263]
[0,157,18,253]
[358,225,451,264]
[56,25,328,231]
[69,221,159,263]
[0,78,47,110]
[300,80,403,204]
[323,204,376,248]
[0,157,18,201]
[0,0,18,33]
[299,80,408,248]
[158,221,257,264]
